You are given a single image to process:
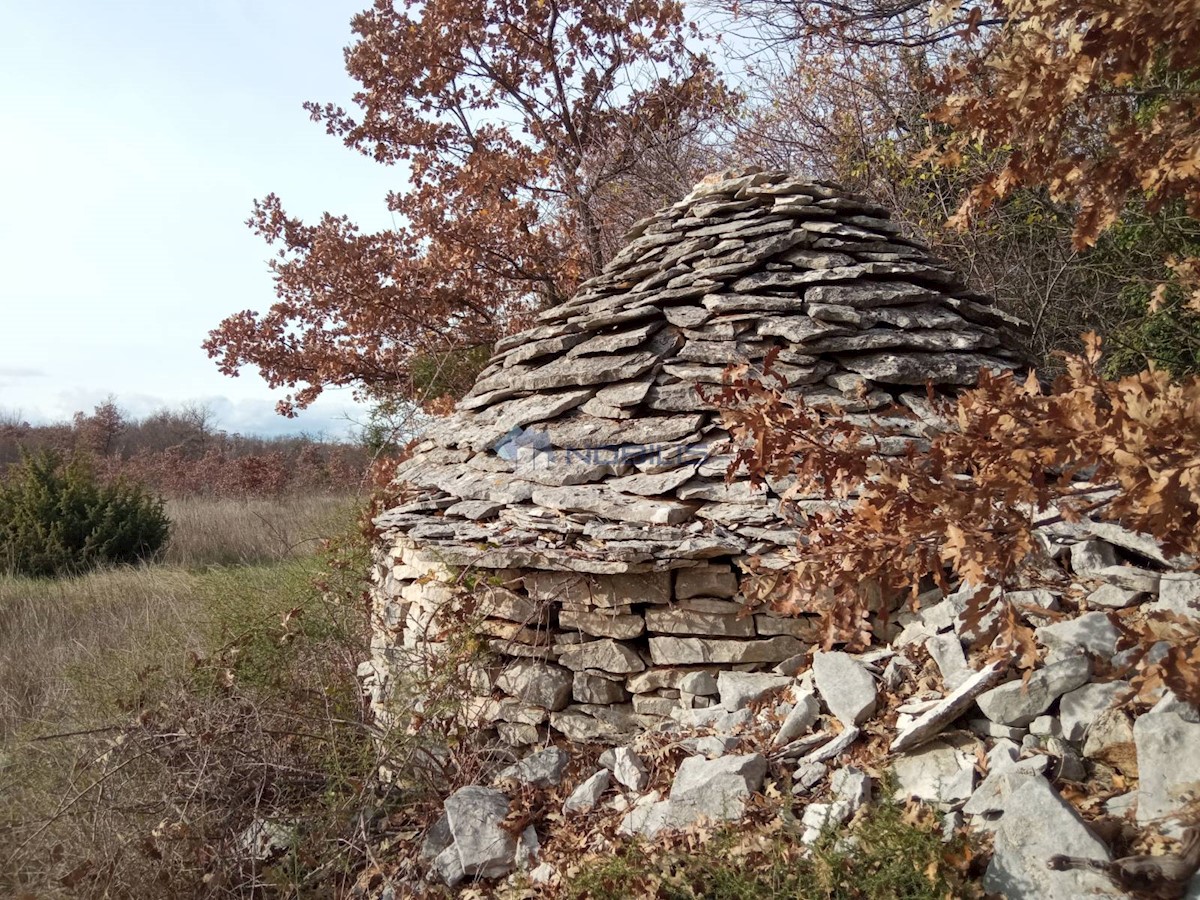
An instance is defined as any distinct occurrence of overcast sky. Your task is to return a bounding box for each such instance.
[0,1,401,439]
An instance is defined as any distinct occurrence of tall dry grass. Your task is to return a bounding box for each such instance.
[163,494,357,567]
[0,566,202,742]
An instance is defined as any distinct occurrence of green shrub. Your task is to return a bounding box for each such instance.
[0,450,170,578]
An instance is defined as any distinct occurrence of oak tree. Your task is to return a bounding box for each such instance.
[206,0,728,413]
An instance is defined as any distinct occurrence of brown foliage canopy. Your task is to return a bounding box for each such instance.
[205,0,728,413]
[928,0,1200,248]
[1,401,367,498]
[716,338,1200,701]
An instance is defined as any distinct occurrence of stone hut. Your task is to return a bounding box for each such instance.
[364,169,1027,748]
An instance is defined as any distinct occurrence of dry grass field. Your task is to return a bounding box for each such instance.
[162,493,355,567]
[0,493,375,897]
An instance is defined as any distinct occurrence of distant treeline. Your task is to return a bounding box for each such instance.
[0,400,370,498]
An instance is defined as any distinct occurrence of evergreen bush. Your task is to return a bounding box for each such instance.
[0,451,170,578]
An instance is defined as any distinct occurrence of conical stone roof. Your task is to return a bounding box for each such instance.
[377,170,1027,572]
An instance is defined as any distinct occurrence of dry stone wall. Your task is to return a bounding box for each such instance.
[364,168,1030,746]
[364,544,826,746]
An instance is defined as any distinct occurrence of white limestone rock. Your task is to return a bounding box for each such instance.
[982,776,1113,899]
[559,607,645,639]
[892,740,976,806]
[975,656,1091,726]
[600,746,650,792]
[495,746,570,789]
[1058,681,1130,743]
[831,766,871,808]
[644,607,755,638]
[675,564,739,599]
[563,769,611,815]
[812,651,877,726]
[557,639,647,674]
[1134,712,1200,838]
[443,786,517,880]
[678,671,719,696]
[496,661,573,712]
[648,635,804,665]
[1069,538,1118,576]
[665,753,768,829]
[617,793,672,839]
[1036,611,1119,661]
[717,671,792,711]
[1150,573,1200,620]
[926,632,972,690]
[773,690,821,747]
[1086,582,1146,609]
[572,671,628,705]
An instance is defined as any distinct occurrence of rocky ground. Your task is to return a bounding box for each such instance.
[357,515,1200,899]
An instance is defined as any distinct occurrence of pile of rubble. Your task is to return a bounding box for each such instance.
[411,523,1199,899]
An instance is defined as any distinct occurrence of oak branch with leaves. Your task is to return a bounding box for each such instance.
[715,336,1200,705]
[205,0,729,414]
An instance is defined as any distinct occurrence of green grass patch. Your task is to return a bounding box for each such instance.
[563,798,980,900]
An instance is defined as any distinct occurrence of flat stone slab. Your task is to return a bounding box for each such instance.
[665,753,768,829]
[557,639,647,674]
[443,786,516,879]
[812,651,877,726]
[717,671,792,711]
[649,635,805,665]
[1036,611,1119,660]
[982,776,1113,900]
[891,661,1005,752]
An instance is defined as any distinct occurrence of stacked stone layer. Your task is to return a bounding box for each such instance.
[402,521,1200,897]
[368,170,1029,745]
[367,549,826,745]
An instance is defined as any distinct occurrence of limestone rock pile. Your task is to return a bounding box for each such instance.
[356,170,1200,899]
[367,170,1029,744]
[375,169,1026,572]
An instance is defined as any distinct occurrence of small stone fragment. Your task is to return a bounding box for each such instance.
[600,746,650,792]
[774,691,820,747]
[563,769,611,815]
[927,632,972,690]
